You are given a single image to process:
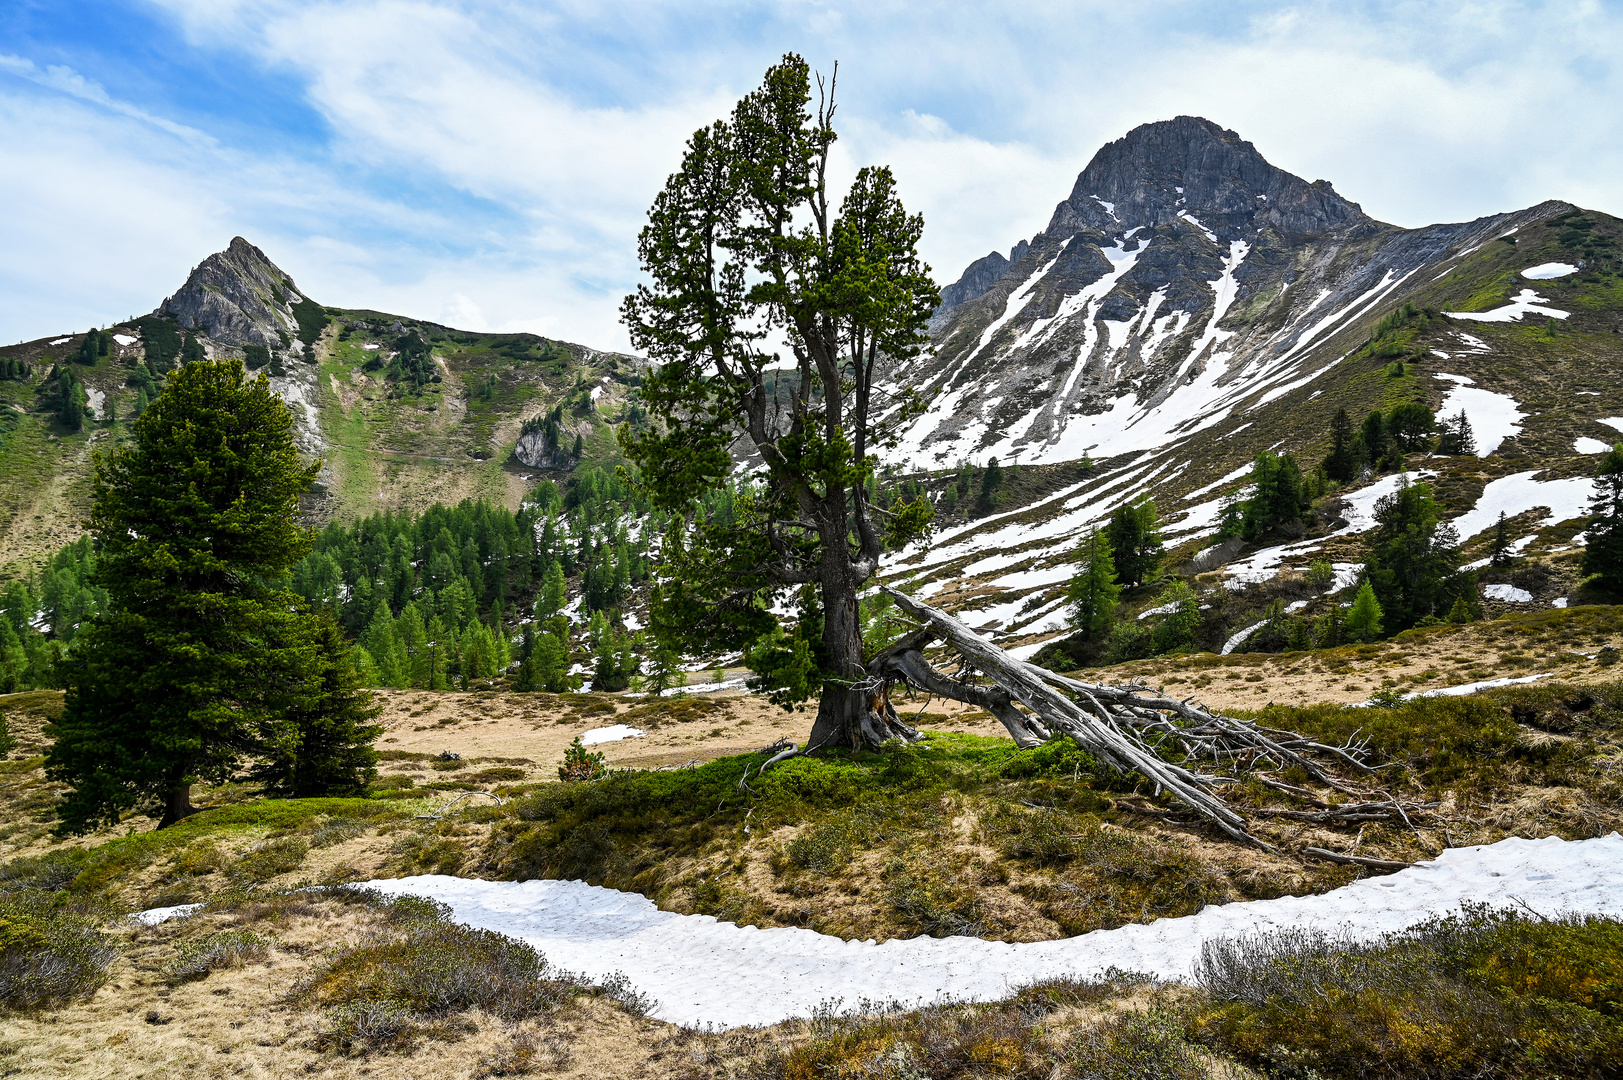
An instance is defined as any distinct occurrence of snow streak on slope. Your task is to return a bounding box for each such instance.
[287,834,1623,1030]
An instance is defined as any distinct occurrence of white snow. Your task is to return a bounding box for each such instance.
[112,333,136,346]
[1483,583,1534,603]
[1177,210,1217,244]
[1522,263,1578,279]
[132,903,203,926]
[363,342,381,350]
[1221,620,1268,655]
[1578,392,1602,396]
[1553,598,1570,608]
[1183,463,1252,501]
[1432,372,1524,456]
[1448,471,1594,541]
[580,724,646,746]
[1411,672,1554,699]
[1600,418,1623,435]
[1455,332,1491,353]
[1444,288,1569,323]
[214,834,1623,1030]
[1575,437,1613,454]
[1090,195,1116,218]
[49,337,70,345]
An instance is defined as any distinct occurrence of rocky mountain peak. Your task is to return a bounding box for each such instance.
[1046,116,1374,241]
[155,236,307,350]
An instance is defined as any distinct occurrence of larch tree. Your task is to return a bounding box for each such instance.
[620,55,939,750]
[1066,529,1120,640]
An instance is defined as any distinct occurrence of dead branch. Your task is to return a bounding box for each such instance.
[1301,847,1412,872]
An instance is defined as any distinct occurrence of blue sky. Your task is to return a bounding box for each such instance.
[3,1,1622,352]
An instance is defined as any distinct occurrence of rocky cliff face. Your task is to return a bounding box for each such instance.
[153,237,324,454]
[890,117,1564,470]
[156,237,306,354]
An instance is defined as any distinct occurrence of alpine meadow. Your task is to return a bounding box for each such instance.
[3,36,1623,1080]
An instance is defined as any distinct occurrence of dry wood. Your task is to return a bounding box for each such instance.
[1301,846,1413,871]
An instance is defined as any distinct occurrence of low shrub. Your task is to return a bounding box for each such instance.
[0,894,116,1011]
[231,837,309,883]
[163,929,272,983]
[309,817,367,848]
[291,901,587,1053]
[1190,906,1623,1079]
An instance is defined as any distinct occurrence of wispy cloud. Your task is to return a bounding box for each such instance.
[2,1,1621,349]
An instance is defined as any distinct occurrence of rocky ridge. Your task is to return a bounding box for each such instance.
[890,116,1565,470]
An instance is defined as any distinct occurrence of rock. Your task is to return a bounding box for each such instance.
[514,426,579,470]
[154,237,303,350]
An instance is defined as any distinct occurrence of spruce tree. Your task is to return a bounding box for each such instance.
[181,334,206,366]
[1582,443,1623,592]
[1323,407,1358,482]
[1066,528,1120,640]
[976,457,1004,514]
[1105,499,1163,589]
[45,358,322,831]
[1489,511,1512,567]
[249,614,382,798]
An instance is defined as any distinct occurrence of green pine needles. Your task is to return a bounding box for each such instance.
[44,359,378,832]
[619,55,941,749]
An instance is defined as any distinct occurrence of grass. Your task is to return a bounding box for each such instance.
[0,890,117,1012]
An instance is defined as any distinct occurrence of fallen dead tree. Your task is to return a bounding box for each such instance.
[861,588,1416,852]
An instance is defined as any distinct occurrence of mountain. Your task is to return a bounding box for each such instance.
[879,116,1623,654]
[0,240,641,575]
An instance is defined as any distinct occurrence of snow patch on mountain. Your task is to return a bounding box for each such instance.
[1433,373,1525,456]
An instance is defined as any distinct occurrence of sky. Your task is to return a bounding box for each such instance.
[3,1,1621,353]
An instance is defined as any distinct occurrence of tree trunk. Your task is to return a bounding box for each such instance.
[157,782,196,829]
[806,555,918,752]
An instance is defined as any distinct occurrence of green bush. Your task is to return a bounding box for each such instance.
[1191,907,1623,1079]
[163,929,272,983]
[231,837,309,883]
[0,894,116,1011]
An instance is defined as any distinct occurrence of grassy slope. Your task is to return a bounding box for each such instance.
[0,317,639,578]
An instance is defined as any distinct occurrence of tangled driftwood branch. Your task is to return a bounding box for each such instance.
[872,588,1409,851]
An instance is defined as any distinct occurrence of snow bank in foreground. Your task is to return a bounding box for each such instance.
[1433,373,1523,456]
[1443,288,1569,323]
[333,835,1623,1029]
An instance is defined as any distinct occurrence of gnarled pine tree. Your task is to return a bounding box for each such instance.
[620,55,938,750]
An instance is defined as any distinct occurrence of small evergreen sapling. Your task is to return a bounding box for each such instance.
[558,737,606,782]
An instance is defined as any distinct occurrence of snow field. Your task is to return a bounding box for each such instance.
[1444,288,1569,323]
[1433,373,1524,456]
[580,725,647,746]
[1575,437,1613,454]
[1522,263,1577,279]
[1483,583,1534,603]
[313,835,1623,1030]
[1448,471,1594,541]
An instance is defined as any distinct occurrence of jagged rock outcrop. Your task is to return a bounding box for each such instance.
[514,426,579,470]
[155,237,305,353]
[890,117,1568,469]
[151,237,325,456]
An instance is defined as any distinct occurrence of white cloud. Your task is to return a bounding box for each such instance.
[3,0,1622,349]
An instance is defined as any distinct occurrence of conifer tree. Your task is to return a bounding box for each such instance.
[45,358,323,831]
[1489,511,1512,567]
[1105,499,1163,588]
[1323,407,1358,482]
[976,457,1004,514]
[1066,528,1120,640]
[1582,443,1623,592]
[1360,476,1465,632]
[249,614,382,798]
[1344,581,1384,642]
[619,55,938,749]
